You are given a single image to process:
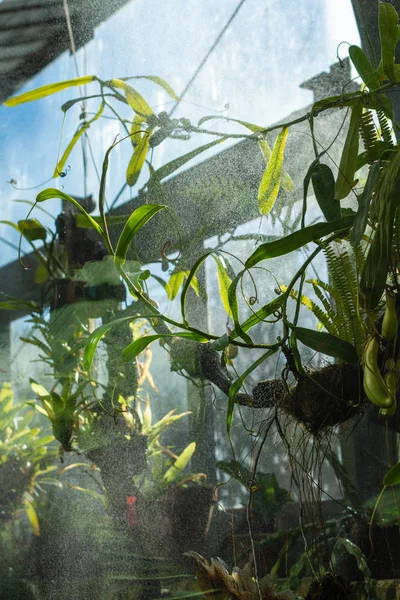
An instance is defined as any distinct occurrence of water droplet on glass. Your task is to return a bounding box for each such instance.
[61,185,64,190]
[60,171,66,178]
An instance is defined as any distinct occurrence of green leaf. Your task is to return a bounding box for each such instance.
[335,104,362,200]
[122,331,209,362]
[311,163,341,221]
[30,379,51,400]
[54,102,104,178]
[114,204,165,264]
[228,271,254,345]
[383,461,400,486]
[150,137,226,183]
[181,251,213,324]
[258,128,289,214]
[350,161,380,246]
[291,326,359,363]
[379,1,399,81]
[108,79,153,117]
[349,45,381,90]
[245,216,354,268]
[312,91,360,113]
[166,271,186,301]
[360,218,394,309]
[227,349,277,436]
[34,263,49,284]
[258,140,294,193]
[0,299,38,311]
[163,442,196,484]
[132,75,180,101]
[4,76,96,106]
[83,316,142,370]
[17,218,47,241]
[126,132,150,186]
[198,114,263,131]
[36,189,104,235]
[231,296,286,339]
[63,483,106,503]
[214,256,232,316]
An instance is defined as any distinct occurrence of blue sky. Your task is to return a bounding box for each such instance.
[0,0,359,267]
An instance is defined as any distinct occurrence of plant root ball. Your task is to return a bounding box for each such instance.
[283,363,363,434]
[252,363,364,433]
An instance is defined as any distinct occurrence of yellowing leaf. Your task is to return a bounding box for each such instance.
[54,102,104,178]
[258,139,294,193]
[24,498,40,536]
[5,76,95,106]
[133,75,180,101]
[166,271,186,301]
[258,128,289,214]
[130,114,146,146]
[214,256,232,316]
[163,442,196,484]
[109,79,153,117]
[126,132,150,186]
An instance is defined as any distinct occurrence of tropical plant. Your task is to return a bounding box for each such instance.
[4,3,400,594]
[0,382,58,534]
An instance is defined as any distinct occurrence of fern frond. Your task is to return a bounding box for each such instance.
[359,109,381,164]
[281,285,336,334]
[376,110,395,150]
[322,243,365,354]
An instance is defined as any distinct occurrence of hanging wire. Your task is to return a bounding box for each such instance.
[168,0,249,117]
[62,0,88,200]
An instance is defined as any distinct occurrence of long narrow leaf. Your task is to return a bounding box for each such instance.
[350,161,380,246]
[228,271,253,345]
[379,2,398,81]
[335,104,362,200]
[166,271,186,301]
[231,297,286,338]
[114,204,165,264]
[349,46,381,90]
[5,76,96,106]
[126,132,150,186]
[54,102,104,178]
[245,216,354,268]
[24,498,40,536]
[36,189,104,235]
[132,75,180,101]
[383,461,400,486]
[108,79,153,117]
[83,316,147,370]
[214,256,232,316]
[259,140,294,193]
[181,251,213,324]
[151,137,226,183]
[311,163,341,222]
[122,332,209,362]
[258,128,289,214]
[292,326,358,363]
